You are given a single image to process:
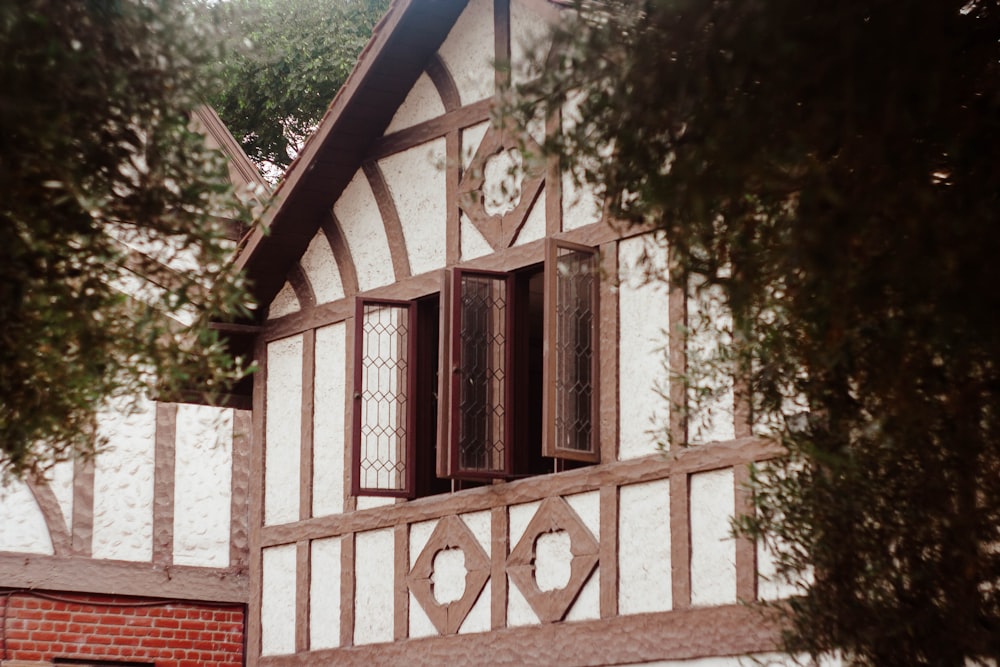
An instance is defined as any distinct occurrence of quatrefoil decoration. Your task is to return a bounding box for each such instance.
[506,496,599,623]
[407,515,490,635]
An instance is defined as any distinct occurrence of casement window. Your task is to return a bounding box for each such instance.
[352,239,599,498]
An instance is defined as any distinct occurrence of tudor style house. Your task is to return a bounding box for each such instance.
[234,0,791,665]
[0,1,803,666]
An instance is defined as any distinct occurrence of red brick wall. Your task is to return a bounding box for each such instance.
[0,591,244,666]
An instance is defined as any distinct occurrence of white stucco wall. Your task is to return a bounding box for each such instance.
[0,482,53,554]
[561,93,604,231]
[687,279,736,444]
[300,230,345,305]
[510,0,556,87]
[618,235,672,457]
[460,214,494,261]
[436,0,495,106]
[312,322,346,518]
[265,335,303,526]
[261,543,297,656]
[354,527,395,645]
[334,169,396,291]
[378,138,447,276]
[513,190,546,246]
[386,72,446,134]
[459,510,492,634]
[267,280,300,320]
[172,404,232,567]
[310,536,342,649]
[48,459,75,536]
[689,468,736,607]
[92,398,156,561]
[409,518,440,639]
[619,479,672,614]
[508,500,542,626]
[462,122,489,171]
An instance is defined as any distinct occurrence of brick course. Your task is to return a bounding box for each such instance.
[0,592,244,666]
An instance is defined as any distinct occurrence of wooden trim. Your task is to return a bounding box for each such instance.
[71,456,94,557]
[289,264,317,310]
[344,314,357,514]
[494,0,511,92]
[322,212,360,297]
[152,402,177,567]
[599,484,618,619]
[545,110,563,236]
[0,553,248,603]
[490,506,508,630]
[260,438,783,547]
[425,54,461,112]
[734,376,753,439]
[670,472,691,609]
[598,242,619,463]
[340,532,356,647]
[248,336,269,663]
[231,409,252,569]
[368,99,493,162]
[668,247,688,447]
[257,602,781,667]
[394,524,409,640]
[24,477,70,557]
[296,540,311,652]
[445,130,461,266]
[734,463,757,603]
[300,329,316,520]
[362,161,411,281]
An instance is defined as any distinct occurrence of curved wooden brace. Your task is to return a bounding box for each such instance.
[425,53,462,112]
[322,212,360,297]
[288,263,317,310]
[362,161,412,282]
[25,475,71,556]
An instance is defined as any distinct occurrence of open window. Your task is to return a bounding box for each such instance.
[351,241,600,497]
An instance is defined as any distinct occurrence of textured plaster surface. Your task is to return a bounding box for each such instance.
[458,580,491,634]
[261,544,297,656]
[173,404,232,567]
[534,530,571,592]
[48,459,75,535]
[386,72,445,134]
[687,279,736,444]
[510,0,555,87]
[482,148,524,217]
[0,482,53,554]
[565,564,600,622]
[460,213,493,261]
[436,0,495,106]
[312,323,346,517]
[565,490,600,538]
[92,398,156,561]
[462,510,492,554]
[310,537,342,649]
[409,591,438,638]
[356,495,395,511]
[267,280,300,320]
[354,527,395,645]
[513,191,546,246]
[379,138,447,276]
[335,168,395,291]
[301,230,345,304]
[689,468,737,606]
[561,96,603,231]
[619,479,672,614]
[618,236,672,457]
[462,122,490,171]
[431,547,467,604]
[507,501,542,626]
[264,335,303,526]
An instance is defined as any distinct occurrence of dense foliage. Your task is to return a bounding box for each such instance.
[208,0,389,176]
[508,1,1000,664]
[0,0,257,476]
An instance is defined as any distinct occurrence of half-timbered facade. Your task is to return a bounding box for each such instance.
[236,1,791,665]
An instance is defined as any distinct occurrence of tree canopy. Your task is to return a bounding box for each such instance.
[0,0,257,476]
[508,1,1000,664]
[208,0,389,176]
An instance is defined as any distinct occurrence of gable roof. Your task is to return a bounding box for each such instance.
[235,0,471,316]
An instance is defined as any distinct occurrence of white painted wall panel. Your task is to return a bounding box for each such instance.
[48,459,74,535]
[618,236,672,458]
[378,139,447,276]
[462,122,490,171]
[300,231,344,305]
[261,544,296,656]
[173,404,232,567]
[507,500,542,627]
[565,565,600,622]
[689,469,737,606]
[312,323,346,518]
[436,0,495,106]
[510,0,556,87]
[513,191,546,246]
[335,169,395,291]
[354,527,395,645]
[687,279,736,444]
[0,482,53,554]
[310,537,342,650]
[619,479,672,614]
[460,214,493,261]
[267,280,300,320]
[92,398,156,561]
[265,335,302,526]
[386,72,446,134]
